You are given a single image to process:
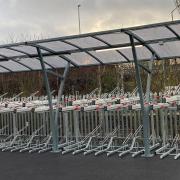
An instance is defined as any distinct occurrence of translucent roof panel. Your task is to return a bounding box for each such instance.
[0,60,29,72]
[0,20,179,73]
[135,46,152,60]
[43,56,69,68]
[150,41,180,58]
[11,45,48,55]
[118,47,133,61]
[65,52,100,66]
[95,33,130,45]
[65,37,106,48]
[0,66,10,73]
[131,26,175,41]
[0,48,25,57]
[169,24,180,36]
[90,50,127,64]
[18,58,51,70]
[38,41,78,52]
[116,46,152,61]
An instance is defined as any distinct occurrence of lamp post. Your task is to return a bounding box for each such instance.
[78,4,81,34]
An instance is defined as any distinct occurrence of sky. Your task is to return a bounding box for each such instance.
[0,0,179,43]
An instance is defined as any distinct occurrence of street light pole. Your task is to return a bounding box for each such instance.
[78,4,81,34]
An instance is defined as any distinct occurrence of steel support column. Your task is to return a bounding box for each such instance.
[129,35,153,157]
[36,47,59,152]
[146,54,154,102]
[54,62,70,144]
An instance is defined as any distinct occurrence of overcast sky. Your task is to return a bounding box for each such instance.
[0,0,179,43]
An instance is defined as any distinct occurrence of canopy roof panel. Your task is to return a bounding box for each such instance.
[0,20,180,73]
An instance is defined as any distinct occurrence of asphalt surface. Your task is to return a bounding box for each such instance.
[0,152,179,180]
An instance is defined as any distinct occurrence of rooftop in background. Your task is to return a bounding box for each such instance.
[0,20,180,73]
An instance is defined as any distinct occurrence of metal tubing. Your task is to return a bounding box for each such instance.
[107,144,129,157]
[54,62,70,145]
[174,153,180,160]
[155,143,170,153]
[146,55,154,102]
[160,147,176,159]
[36,47,58,152]
[129,35,152,157]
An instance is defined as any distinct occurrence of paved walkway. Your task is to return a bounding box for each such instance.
[0,152,179,180]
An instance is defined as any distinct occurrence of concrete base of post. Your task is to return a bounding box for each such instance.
[51,150,61,153]
[141,153,154,158]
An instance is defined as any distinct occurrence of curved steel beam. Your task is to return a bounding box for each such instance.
[0,53,33,71]
[26,43,78,67]
[91,35,131,62]
[60,40,104,65]
[5,47,56,71]
[165,25,180,39]
[0,64,12,72]
[0,36,178,61]
[92,36,152,73]
[5,47,31,56]
[123,30,161,60]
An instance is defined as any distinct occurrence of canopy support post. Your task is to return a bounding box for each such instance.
[129,35,153,157]
[54,62,70,145]
[145,54,154,102]
[36,47,59,152]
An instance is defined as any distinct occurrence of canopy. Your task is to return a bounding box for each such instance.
[0,20,180,73]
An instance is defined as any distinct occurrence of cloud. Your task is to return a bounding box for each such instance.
[0,0,179,42]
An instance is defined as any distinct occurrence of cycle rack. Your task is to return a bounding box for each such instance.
[0,92,179,159]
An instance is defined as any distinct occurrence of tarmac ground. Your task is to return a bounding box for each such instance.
[0,151,179,180]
